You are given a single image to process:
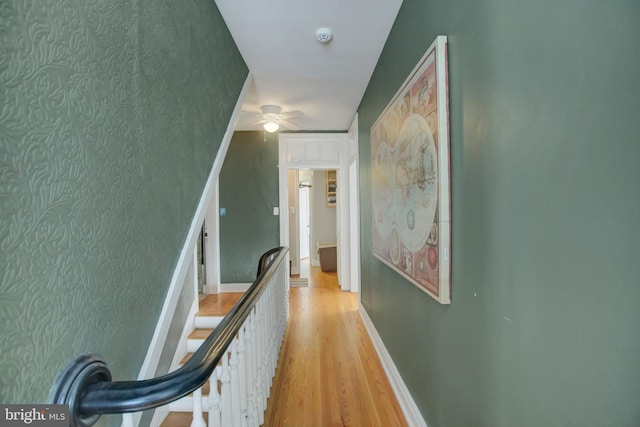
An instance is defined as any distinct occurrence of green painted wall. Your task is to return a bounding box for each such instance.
[0,0,247,421]
[358,1,640,426]
[219,131,280,283]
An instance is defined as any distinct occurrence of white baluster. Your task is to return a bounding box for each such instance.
[266,288,274,403]
[191,387,206,427]
[257,300,267,423]
[121,413,134,427]
[230,339,242,426]
[264,290,272,391]
[284,263,290,321]
[253,303,262,425]
[269,283,278,381]
[245,313,256,427]
[220,351,232,427]
[208,368,221,427]
[254,300,262,418]
[237,327,248,427]
[250,307,260,426]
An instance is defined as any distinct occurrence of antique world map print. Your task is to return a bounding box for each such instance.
[371,36,451,304]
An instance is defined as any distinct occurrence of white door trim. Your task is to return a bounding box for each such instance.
[347,114,361,293]
[278,133,351,290]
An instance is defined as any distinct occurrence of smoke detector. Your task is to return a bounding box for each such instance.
[315,27,333,44]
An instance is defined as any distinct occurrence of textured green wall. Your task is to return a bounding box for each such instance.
[358,1,640,426]
[219,131,280,283]
[0,0,247,418]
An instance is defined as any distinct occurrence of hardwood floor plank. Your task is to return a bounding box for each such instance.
[263,266,407,427]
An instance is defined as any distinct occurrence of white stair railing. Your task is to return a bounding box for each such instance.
[49,247,289,427]
[203,249,288,426]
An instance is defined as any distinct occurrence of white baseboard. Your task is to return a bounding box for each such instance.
[359,304,428,427]
[204,283,218,294]
[219,282,251,293]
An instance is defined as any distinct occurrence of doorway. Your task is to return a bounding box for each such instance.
[277,131,359,292]
[197,222,206,296]
[298,173,312,278]
[289,169,338,283]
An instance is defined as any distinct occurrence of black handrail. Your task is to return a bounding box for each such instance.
[256,246,282,277]
[49,247,288,427]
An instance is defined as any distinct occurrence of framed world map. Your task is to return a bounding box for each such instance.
[371,36,451,304]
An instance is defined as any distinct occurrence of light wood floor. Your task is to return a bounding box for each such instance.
[164,269,406,426]
[262,266,407,427]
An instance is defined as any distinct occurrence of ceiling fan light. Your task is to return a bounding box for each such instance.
[264,121,279,133]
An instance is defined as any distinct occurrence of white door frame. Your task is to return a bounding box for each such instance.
[287,170,300,276]
[278,125,360,292]
[347,115,361,293]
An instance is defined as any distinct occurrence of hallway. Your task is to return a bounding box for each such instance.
[263,266,407,426]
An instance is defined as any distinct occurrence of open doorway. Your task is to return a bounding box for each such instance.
[197,222,206,298]
[288,169,338,285]
[298,171,312,279]
[278,131,359,293]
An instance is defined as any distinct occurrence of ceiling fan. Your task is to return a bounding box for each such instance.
[241,105,303,133]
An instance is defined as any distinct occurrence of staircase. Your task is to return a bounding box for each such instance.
[160,292,244,427]
[50,248,288,427]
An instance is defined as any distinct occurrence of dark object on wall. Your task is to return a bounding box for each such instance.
[326,170,337,207]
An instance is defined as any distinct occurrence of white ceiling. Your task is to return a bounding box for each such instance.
[214,0,403,132]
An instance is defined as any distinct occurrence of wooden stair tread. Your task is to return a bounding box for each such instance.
[197,292,244,316]
[188,328,214,340]
[162,292,247,423]
[179,352,194,366]
[180,352,223,368]
[161,412,208,427]
[175,353,211,396]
